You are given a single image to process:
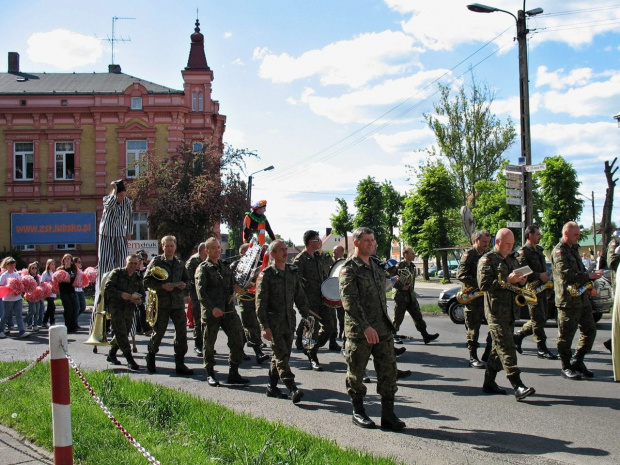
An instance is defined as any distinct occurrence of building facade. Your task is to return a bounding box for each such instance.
[0,20,225,266]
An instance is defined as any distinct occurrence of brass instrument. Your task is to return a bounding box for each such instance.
[497,273,537,307]
[567,281,594,297]
[397,268,414,288]
[301,316,316,350]
[456,286,484,304]
[151,266,168,280]
[84,272,111,347]
[526,280,554,295]
[146,290,158,326]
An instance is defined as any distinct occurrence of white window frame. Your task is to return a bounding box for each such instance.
[56,244,76,250]
[131,212,150,240]
[14,142,34,181]
[192,92,197,111]
[54,142,75,180]
[15,244,35,251]
[131,97,143,110]
[198,92,204,111]
[126,140,147,178]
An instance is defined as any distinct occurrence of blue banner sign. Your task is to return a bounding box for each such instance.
[11,212,96,245]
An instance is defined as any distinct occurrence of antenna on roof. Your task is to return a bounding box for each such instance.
[102,16,136,65]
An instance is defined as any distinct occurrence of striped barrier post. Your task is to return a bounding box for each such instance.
[49,325,73,465]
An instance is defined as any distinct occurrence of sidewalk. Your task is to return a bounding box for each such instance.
[0,425,53,464]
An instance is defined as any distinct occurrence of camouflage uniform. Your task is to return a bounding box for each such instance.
[256,263,309,386]
[392,260,426,333]
[516,243,550,343]
[185,252,204,352]
[340,255,397,400]
[477,250,522,379]
[293,250,335,347]
[607,234,620,283]
[551,240,597,360]
[457,247,488,350]
[144,254,189,356]
[104,267,145,354]
[229,259,263,351]
[196,258,245,369]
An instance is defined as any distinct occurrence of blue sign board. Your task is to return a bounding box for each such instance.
[11,213,96,245]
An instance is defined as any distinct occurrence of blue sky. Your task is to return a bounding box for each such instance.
[3,1,620,245]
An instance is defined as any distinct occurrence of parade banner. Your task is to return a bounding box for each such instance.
[11,212,96,245]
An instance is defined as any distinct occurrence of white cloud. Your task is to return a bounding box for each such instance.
[542,72,620,117]
[224,32,232,39]
[252,47,270,60]
[232,58,244,66]
[373,127,434,153]
[532,121,620,158]
[535,66,593,90]
[257,30,422,89]
[27,29,103,70]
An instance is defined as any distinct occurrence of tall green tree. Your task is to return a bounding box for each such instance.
[381,180,404,258]
[353,176,389,258]
[129,138,256,259]
[330,197,354,255]
[535,155,583,250]
[425,81,516,206]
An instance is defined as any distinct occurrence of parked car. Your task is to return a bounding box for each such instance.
[438,277,613,325]
[427,266,438,277]
[436,265,458,279]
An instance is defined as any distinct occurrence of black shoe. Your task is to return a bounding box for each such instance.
[266,386,288,399]
[514,332,525,355]
[227,365,250,384]
[329,342,342,351]
[256,352,270,364]
[604,339,612,353]
[396,369,412,380]
[514,385,535,401]
[482,382,507,395]
[561,368,582,380]
[174,355,194,376]
[394,346,406,357]
[106,348,122,366]
[423,333,439,344]
[206,369,219,387]
[352,412,376,429]
[243,352,251,361]
[469,357,485,368]
[310,359,323,371]
[290,389,304,404]
[146,352,156,373]
[194,347,203,357]
[537,348,558,360]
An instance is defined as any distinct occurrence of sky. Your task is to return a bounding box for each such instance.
[3,0,620,246]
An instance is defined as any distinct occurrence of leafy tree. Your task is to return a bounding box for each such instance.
[535,155,583,250]
[330,197,354,255]
[382,180,404,258]
[353,177,389,258]
[128,138,256,259]
[425,81,516,206]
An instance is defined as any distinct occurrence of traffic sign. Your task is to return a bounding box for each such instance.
[506,181,522,189]
[505,164,524,173]
[506,189,523,198]
[504,171,522,180]
[506,197,523,206]
[518,157,526,165]
[507,221,524,228]
[525,163,546,172]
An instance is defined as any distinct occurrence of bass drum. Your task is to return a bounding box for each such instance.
[329,258,346,279]
[321,277,341,307]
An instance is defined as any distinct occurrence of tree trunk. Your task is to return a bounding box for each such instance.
[422,256,429,280]
[344,231,349,256]
[601,158,618,251]
[441,251,451,283]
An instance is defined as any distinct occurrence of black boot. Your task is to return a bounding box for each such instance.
[306,347,323,371]
[508,373,535,401]
[604,339,612,353]
[227,363,250,384]
[469,348,485,368]
[205,367,219,387]
[295,330,304,351]
[174,354,194,376]
[481,334,493,362]
[560,356,582,380]
[284,379,304,404]
[570,349,594,378]
[537,340,558,360]
[397,369,412,380]
[351,397,375,428]
[266,372,287,399]
[106,346,122,366]
[123,350,140,371]
[513,331,525,355]
[394,346,406,357]
[254,346,270,364]
[380,397,405,431]
[421,329,439,344]
[329,334,342,351]
[482,368,507,395]
[146,351,156,373]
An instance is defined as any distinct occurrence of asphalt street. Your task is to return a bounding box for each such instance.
[0,295,618,465]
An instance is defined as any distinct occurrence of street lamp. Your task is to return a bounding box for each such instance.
[467,2,543,230]
[247,165,274,205]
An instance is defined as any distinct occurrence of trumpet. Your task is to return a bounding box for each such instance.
[145,290,158,326]
[526,280,554,295]
[497,273,537,307]
[456,286,484,304]
[567,281,594,297]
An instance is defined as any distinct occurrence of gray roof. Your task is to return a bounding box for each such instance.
[0,72,182,95]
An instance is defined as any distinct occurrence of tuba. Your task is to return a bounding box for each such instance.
[145,290,158,326]
[567,281,594,297]
[497,273,537,307]
[456,286,484,304]
[234,236,264,288]
[84,271,110,347]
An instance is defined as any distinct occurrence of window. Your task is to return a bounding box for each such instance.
[198,92,204,111]
[14,142,34,180]
[191,92,203,111]
[131,97,143,110]
[126,140,147,178]
[192,92,197,111]
[15,245,35,251]
[131,212,149,240]
[55,142,75,180]
[56,244,76,250]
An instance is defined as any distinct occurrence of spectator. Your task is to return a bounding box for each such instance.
[0,257,30,338]
[25,262,44,331]
[596,250,608,270]
[581,253,593,271]
[58,254,79,333]
[73,257,87,329]
[41,259,57,328]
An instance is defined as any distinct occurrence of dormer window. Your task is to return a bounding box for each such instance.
[131,97,143,110]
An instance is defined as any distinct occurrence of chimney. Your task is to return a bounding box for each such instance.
[326,227,332,236]
[108,64,122,74]
[8,52,19,73]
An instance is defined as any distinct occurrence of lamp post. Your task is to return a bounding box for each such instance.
[247,165,274,205]
[467,2,543,231]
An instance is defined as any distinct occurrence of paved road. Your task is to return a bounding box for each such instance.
[1,302,618,465]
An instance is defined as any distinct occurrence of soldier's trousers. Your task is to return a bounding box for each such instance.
[392,298,426,333]
[202,311,244,369]
[556,305,596,359]
[345,335,398,399]
[190,298,203,351]
[519,301,548,343]
[269,332,295,384]
[295,304,335,348]
[239,298,262,349]
[465,303,486,350]
[109,308,134,354]
[147,306,188,356]
[486,318,521,378]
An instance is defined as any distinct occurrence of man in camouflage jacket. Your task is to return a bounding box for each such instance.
[185,241,207,356]
[603,232,620,353]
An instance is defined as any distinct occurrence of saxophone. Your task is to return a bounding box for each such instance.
[497,273,537,307]
[145,290,158,326]
[567,281,594,297]
[456,286,484,304]
[526,279,554,295]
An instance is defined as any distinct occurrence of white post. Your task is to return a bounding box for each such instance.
[49,325,73,464]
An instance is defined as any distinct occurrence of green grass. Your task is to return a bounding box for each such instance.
[0,361,401,465]
[419,304,442,314]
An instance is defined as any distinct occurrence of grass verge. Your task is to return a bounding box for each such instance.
[419,304,442,314]
[0,361,401,465]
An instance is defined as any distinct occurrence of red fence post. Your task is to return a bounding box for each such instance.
[49,325,73,465]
